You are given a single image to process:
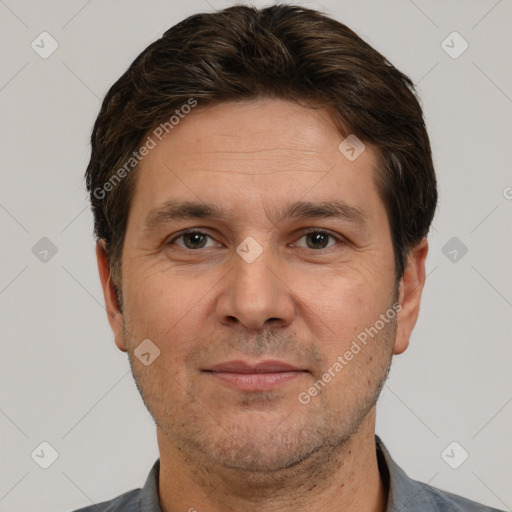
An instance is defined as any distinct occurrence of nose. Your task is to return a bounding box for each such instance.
[215,243,296,331]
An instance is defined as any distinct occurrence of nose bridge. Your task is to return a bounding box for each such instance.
[215,235,295,330]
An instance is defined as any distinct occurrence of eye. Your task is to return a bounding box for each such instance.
[167,228,343,251]
[168,229,219,250]
[294,229,341,250]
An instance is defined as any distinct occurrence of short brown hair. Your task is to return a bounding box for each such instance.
[86,4,437,300]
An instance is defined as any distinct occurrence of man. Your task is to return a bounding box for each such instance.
[75,4,503,511]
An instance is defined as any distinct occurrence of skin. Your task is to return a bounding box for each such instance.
[97,98,428,512]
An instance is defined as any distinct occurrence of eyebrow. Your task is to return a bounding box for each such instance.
[143,199,369,231]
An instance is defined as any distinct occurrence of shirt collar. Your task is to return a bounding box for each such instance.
[139,458,162,512]
[376,435,438,511]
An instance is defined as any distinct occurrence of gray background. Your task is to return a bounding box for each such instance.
[0,0,511,511]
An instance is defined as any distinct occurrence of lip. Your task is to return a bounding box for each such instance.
[203,359,308,392]
[207,359,303,373]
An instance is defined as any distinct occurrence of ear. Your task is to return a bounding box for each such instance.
[96,240,127,352]
[393,237,429,355]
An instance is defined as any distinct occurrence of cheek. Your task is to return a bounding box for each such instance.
[122,267,207,346]
[308,269,395,357]
[320,266,390,317]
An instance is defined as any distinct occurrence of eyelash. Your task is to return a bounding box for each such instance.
[167,228,345,250]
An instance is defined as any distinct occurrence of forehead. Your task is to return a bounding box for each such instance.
[129,97,385,229]
[149,98,359,169]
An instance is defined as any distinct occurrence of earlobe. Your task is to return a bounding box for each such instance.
[394,238,429,355]
[96,240,127,352]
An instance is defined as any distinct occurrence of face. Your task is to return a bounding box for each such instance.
[98,97,426,472]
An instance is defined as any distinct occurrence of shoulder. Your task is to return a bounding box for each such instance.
[375,436,505,512]
[71,488,140,512]
[416,481,504,512]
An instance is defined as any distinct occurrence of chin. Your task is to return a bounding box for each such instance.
[206,438,316,473]
[179,410,350,474]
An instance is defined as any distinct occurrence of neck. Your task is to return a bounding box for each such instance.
[157,409,388,512]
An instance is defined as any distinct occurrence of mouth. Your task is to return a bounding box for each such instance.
[202,360,309,392]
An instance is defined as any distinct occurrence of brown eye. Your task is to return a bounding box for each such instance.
[182,232,208,249]
[169,230,217,250]
[295,230,339,250]
[305,232,330,249]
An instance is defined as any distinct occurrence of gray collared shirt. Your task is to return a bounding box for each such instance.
[72,436,504,511]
